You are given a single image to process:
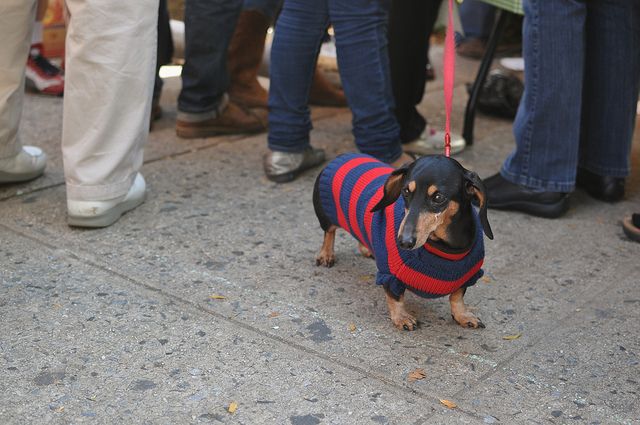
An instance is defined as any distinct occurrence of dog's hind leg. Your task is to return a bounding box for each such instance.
[449,287,485,329]
[384,286,418,331]
[316,226,337,267]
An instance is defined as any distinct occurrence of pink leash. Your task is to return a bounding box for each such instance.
[443,0,456,157]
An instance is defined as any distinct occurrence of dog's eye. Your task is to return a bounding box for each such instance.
[432,192,445,203]
[402,187,410,197]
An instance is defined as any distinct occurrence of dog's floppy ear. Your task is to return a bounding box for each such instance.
[370,165,409,212]
[464,170,494,240]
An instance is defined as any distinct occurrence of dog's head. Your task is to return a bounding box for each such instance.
[371,155,493,249]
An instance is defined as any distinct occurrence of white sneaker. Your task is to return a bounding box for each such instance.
[67,173,146,228]
[403,125,466,156]
[0,146,47,183]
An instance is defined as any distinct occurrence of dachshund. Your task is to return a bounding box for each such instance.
[313,153,493,331]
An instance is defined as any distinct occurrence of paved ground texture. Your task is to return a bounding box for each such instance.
[1,47,639,425]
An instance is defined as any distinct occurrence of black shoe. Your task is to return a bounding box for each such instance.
[576,167,625,203]
[484,173,570,218]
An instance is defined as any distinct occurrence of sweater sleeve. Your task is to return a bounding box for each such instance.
[376,271,406,297]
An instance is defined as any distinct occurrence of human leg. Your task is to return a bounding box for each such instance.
[264,0,328,182]
[330,0,403,163]
[0,0,47,183]
[177,0,263,137]
[501,0,586,193]
[576,0,640,201]
[63,0,158,226]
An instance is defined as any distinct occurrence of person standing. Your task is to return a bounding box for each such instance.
[0,0,159,228]
[484,0,640,218]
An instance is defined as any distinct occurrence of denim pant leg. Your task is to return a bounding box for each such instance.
[502,0,586,192]
[178,0,242,115]
[330,0,403,163]
[459,0,496,40]
[243,0,281,21]
[578,0,640,178]
[268,0,328,153]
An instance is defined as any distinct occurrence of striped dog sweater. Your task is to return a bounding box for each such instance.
[317,153,485,298]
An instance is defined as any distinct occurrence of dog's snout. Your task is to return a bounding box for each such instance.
[398,235,416,250]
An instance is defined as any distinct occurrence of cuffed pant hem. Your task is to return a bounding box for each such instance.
[66,173,136,202]
[267,140,311,154]
[0,143,22,160]
[500,166,574,193]
[578,162,629,179]
[177,94,228,122]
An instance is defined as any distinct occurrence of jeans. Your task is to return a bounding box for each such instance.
[178,0,242,115]
[459,0,496,40]
[268,0,403,163]
[243,0,281,21]
[501,0,640,192]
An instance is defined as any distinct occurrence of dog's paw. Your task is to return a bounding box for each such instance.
[358,243,374,259]
[391,313,418,331]
[315,253,335,267]
[451,312,485,329]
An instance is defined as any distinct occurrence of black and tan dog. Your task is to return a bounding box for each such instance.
[313,153,493,330]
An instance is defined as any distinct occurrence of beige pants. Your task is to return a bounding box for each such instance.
[0,0,158,201]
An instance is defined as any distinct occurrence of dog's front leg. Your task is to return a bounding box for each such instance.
[385,286,418,331]
[358,243,373,258]
[449,287,485,329]
[316,225,337,267]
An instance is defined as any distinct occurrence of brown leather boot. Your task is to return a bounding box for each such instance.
[176,101,265,139]
[227,10,271,109]
[309,68,347,107]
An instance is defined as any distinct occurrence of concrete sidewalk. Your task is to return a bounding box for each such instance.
[1,48,639,424]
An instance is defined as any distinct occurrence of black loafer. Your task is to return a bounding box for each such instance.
[484,173,570,218]
[576,167,625,203]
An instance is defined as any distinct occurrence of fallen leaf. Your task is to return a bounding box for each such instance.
[348,323,357,332]
[440,399,457,409]
[209,294,226,300]
[407,368,426,382]
[481,276,491,283]
[268,312,280,318]
[54,406,65,413]
[228,401,238,414]
[502,333,522,340]
[358,274,375,282]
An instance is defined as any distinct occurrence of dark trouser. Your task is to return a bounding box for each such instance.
[153,0,174,101]
[388,0,442,144]
[178,0,242,114]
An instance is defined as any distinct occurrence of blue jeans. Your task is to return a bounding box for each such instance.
[178,0,242,115]
[502,0,640,192]
[459,0,496,40]
[243,0,281,21]
[268,0,403,163]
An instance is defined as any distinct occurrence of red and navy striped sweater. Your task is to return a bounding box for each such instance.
[317,153,485,298]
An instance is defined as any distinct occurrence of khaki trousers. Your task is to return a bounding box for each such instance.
[0,0,158,201]
[0,0,36,160]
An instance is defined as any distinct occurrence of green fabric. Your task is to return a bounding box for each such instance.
[475,0,523,15]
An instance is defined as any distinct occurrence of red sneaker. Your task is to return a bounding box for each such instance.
[25,43,64,96]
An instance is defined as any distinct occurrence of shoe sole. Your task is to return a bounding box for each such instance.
[67,192,146,228]
[489,195,570,218]
[0,169,45,184]
[176,124,265,139]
